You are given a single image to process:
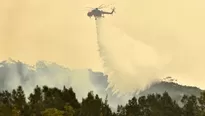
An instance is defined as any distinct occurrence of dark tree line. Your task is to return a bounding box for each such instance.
[0,85,205,116]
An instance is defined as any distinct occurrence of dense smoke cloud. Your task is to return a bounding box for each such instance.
[0,59,131,110]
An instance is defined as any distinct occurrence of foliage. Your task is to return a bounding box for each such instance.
[41,108,64,116]
[0,85,205,116]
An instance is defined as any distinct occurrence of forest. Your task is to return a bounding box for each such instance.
[0,85,205,116]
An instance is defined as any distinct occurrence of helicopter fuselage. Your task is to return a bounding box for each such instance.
[87,8,115,20]
[87,9,103,18]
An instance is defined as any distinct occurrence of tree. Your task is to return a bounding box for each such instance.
[0,90,12,105]
[28,85,44,115]
[160,92,182,116]
[1,83,204,116]
[41,108,64,116]
[198,91,205,116]
[62,86,80,109]
[101,95,112,116]
[181,95,200,116]
[0,104,12,116]
[0,90,12,115]
[64,103,75,116]
[11,106,20,116]
[80,91,103,116]
[138,96,151,116]
[11,86,28,115]
[116,105,126,116]
[125,97,140,116]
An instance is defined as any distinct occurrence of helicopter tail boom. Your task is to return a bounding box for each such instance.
[101,7,115,15]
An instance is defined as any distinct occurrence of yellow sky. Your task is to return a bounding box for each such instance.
[0,0,102,70]
[1,0,205,89]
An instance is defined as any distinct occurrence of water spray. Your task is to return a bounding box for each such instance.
[94,16,163,96]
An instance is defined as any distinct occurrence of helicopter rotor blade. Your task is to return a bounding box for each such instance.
[99,4,114,9]
[84,7,95,12]
[98,4,105,9]
[85,3,115,11]
[85,7,94,9]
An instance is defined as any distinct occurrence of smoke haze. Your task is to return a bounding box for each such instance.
[0,0,205,97]
[0,59,131,110]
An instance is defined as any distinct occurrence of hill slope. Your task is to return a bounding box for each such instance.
[137,81,202,105]
[0,59,203,109]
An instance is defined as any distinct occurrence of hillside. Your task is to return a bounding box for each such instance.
[137,81,202,105]
[0,59,203,109]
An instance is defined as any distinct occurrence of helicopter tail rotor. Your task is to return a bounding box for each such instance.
[111,7,116,14]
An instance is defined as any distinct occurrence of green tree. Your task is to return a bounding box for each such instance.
[11,86,28,115]
[125,97,140,116]
[2,83,203,116]
[181,95,200,116]
[0,104,12,116]
[28,85,44,115]
[0,90,12,115]
[138,96,151,116]
[11,106,20,116]
[198,91,205,116]
[41,108,64,116]
[116,105,126,116]
[160,92,182,116]
[80,91,103,116]
[101,95,112,116]
[64,103,75,116]
[62,86,80,109]
[42,86,64,110]
[0,90,12,105]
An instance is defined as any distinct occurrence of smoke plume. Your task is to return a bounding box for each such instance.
[0,59,132,110]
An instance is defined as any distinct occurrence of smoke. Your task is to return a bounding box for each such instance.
[0,59,96,101]
[95,18,169,94]
[0,59,132,110]
[1,0,205,107]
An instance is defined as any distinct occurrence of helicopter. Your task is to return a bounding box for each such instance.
[87,4,115,20]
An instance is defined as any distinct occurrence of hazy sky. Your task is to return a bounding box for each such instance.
[1,0,205,90]
[0,0,102,70]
